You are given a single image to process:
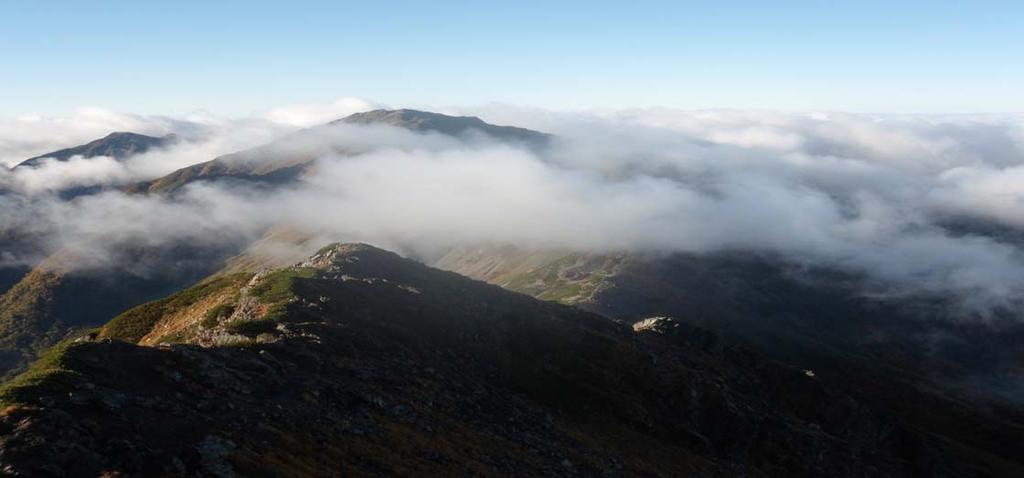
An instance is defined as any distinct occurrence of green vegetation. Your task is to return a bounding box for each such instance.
[156,330,189,344]
[100,273,251,343]
[502,254,621,304]
[99,297,172,343]
[223,267,318,336]
[0,270,63,345]
[202,303,236,328]
[0,268,81,381]
[0,338,83,405]
[224,316,278,336]
[249,267,317,304]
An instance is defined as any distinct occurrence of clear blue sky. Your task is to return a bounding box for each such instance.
[1,1,1022,116]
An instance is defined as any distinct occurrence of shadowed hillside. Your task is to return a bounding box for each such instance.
[1,244,1022,477]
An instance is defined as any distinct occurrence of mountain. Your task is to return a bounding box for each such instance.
[0,266,26,297]
[435,247,1024,405]
[0,230,33,297]
[336,109,551,147]
[129,109,550,195]
[0,243,245,379]
[15,132,178,168]
[0,110,552,378]
[2,243,1021,477]
[7,110,1024,475]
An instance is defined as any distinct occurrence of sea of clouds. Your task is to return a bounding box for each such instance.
[2,98,1024,312]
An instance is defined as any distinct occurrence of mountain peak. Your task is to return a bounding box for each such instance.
[333,109,551,146]
[101,131,179,143]
[299,242,400,270]
[344,108,483,122]
[336,108,485,128]
[16,131,178,168]
[103,131,155,139]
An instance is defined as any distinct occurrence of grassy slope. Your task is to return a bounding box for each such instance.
[99,273,253,343]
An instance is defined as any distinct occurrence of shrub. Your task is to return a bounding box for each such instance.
[100,274,251,343]
[202,303,236,328]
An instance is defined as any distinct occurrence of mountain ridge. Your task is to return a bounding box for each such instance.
[2,243,1021,476]
[129,109,551,195]
[435,246,1024,405]
[335,109,551,146]
[0,109,554,379]
[15,132,178,168]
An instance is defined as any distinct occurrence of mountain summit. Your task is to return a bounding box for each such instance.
[16,132,178,168]
[335,109,551,147]
[131,109,551,194]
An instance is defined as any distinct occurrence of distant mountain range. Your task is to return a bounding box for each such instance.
[15,132,178,168]
[128,109,550,194]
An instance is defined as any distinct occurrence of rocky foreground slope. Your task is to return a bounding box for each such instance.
[1,244,1022,477]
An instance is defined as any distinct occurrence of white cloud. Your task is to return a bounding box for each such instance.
[263,97,380,127]
[5,102,1024,313]
[0,107,174,168]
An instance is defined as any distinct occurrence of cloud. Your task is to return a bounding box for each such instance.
[0,109,308,194]
[4,102,1024,315]
[0,108,175,168]
[263,97,380,127]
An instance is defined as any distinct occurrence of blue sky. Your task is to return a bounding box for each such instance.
[1,1,1022,116]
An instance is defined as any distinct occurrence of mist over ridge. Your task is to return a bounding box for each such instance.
[3,101,1024,313]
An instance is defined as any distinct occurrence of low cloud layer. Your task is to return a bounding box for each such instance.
[263,97,381,128]
[3,101,1024,315]
[0,112,310,194]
